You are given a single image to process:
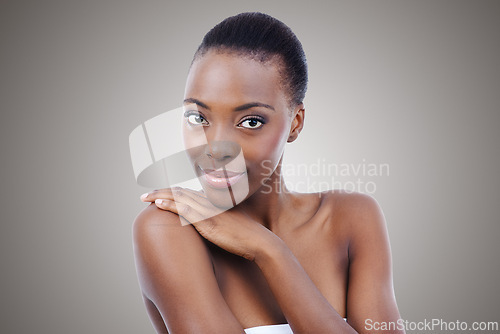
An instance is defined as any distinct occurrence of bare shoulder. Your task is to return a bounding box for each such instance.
[132,203,208,257]
[133,201,191,230]
[132,203,214,300]
[317,190,387,239]
[132,204,243,332]
[318,189,382,214]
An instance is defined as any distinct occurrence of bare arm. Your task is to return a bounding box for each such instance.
[254,231,356,334]
[345,193,404,334]
[253,192,404,334]
[132,203,245,334]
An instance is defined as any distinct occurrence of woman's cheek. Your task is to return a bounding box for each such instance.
[265,124,290,161]
[248,134,287,176]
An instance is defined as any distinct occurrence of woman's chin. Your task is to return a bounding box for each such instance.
[201,182,251,210]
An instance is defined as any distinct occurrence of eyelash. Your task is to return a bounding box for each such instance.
[183,111,266,129]
[237,115,266,129]
[184,111,208,126]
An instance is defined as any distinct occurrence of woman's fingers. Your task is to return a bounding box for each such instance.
[168,188,224,220]
[154,198,206,225]
[180,187,207,200]
[140,187,204,202]
[140,189,174,202]
[142,188,213,212]
[142,187,221,224]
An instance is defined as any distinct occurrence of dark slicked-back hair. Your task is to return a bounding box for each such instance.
[192,12,308,108]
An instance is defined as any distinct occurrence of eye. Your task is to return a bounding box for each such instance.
[238,117,264,129]
[185,112,208,126]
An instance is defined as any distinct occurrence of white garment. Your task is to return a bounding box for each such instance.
[244,318,347,334]
[244,324,293,334]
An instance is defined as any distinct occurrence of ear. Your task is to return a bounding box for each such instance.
[287,103,305,143]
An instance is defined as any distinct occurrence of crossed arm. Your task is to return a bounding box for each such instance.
[132,192,404,334]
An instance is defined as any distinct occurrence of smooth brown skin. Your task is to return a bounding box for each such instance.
[132,50,404,334]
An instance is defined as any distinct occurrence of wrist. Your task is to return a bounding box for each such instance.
[253,232,289,266]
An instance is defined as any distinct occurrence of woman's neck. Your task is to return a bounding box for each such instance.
[237,164,296,232]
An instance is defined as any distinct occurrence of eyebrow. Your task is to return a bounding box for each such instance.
[183,98,275,112]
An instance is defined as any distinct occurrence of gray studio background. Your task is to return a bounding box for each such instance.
[1,0,499,333]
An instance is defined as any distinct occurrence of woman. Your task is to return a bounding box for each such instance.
[133,12,404,334]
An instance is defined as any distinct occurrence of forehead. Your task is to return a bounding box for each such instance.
[184,51,287,108]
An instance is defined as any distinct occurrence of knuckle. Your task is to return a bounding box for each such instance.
[180,203,191,215]
[203,219,216,234]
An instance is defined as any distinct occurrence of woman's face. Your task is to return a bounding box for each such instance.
[182,50,298,208]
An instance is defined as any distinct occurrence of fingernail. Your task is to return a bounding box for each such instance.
[140,193,148,200]
[155,199,163,205]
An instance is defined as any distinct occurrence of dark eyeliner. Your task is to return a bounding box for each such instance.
[239,115,266,124]
[184,110,208,125]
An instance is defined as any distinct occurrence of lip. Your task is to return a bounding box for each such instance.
[199,167,246,189]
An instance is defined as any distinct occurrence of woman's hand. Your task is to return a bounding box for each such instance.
[140,188,280,261]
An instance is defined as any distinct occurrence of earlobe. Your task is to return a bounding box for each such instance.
[287,104,305,143]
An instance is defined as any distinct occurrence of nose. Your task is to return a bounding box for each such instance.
[204,140,240,161]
